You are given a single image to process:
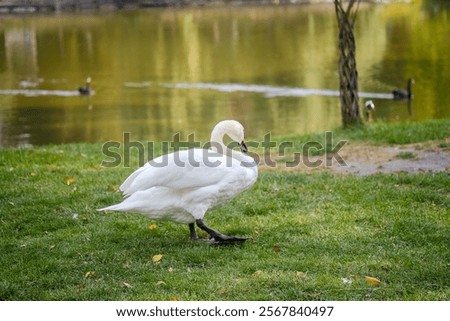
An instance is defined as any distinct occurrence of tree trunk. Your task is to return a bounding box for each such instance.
[334,0,361,127]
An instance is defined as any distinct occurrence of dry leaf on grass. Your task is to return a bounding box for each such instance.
[148,224,157,231]
[85,271,95,278]
[64,176,76,185]
[122,281,133,288]
[252,270,264,277]
[365,276,381,286]
[152,254,163,263]
[296,271,306,279]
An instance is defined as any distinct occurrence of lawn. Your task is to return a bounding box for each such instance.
[0,119,449,300]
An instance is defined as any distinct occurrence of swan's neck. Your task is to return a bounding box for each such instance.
[209,123,257,169]
[209,126,244,161]
[210,127,232,156]
[210,126,225,150]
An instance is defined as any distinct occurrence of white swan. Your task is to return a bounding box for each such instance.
[98,120,258,243]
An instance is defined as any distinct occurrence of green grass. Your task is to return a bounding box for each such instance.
[396,151,417,160]
[0,119,449,300]
[270,118,450,156]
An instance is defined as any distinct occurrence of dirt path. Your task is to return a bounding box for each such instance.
[260,139,450,176]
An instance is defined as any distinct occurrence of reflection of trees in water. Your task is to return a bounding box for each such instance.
[371,0,449,121]
[422,0,450,17]
[0,2,448,146]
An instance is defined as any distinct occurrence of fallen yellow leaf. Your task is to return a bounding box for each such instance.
[85,271,95,278]
[148,224,157,231]
[168,297,179,301]
[365,276,381,286]
[64,176,76,185]
[296,271,306,278]
[152,254,163,263]
[253,270,264,277]
[122,281,133,288]
[156,280,166,286]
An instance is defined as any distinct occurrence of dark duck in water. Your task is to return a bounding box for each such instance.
[392,78,414,100]
[78,77,92,95]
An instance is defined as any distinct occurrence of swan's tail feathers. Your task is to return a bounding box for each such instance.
[97,193,151,213]
[97,203,126,212]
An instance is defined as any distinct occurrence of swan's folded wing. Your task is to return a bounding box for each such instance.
[119,164,148,193]
[120,149,244,196]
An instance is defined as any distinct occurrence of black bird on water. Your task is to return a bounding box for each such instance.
[392,78,414,100]
[78,77,92,95]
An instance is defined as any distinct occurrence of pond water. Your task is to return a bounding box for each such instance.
[0,0,449,147]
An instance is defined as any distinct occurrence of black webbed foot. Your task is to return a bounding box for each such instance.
[195,219,248,244]
[210,234,248,244]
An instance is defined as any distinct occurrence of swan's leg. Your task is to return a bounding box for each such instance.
[195,219,247,243]
[189,223,198,241]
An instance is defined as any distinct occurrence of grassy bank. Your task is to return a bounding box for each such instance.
[272,118,450,155]
[0,119,449,300]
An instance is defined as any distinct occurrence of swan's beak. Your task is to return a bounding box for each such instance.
[240,141,248,153]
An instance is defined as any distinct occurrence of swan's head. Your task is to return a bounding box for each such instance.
[211,120,247,153]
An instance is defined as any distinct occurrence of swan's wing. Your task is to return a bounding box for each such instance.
[120,149,245,196]
[119,165,147,193]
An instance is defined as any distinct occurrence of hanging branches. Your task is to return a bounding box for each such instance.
[334,0,362,127]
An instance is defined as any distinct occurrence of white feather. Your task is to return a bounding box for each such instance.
[98,120,258,225]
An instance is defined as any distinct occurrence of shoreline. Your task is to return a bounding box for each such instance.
[0,0,395,14]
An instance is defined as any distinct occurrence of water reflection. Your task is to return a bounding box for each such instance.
[164,82,394,99]
[0,89,81,96]
[0,1,449,147]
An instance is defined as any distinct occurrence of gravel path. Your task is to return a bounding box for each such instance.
[261,139,450,176]
[332,141,450,176]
